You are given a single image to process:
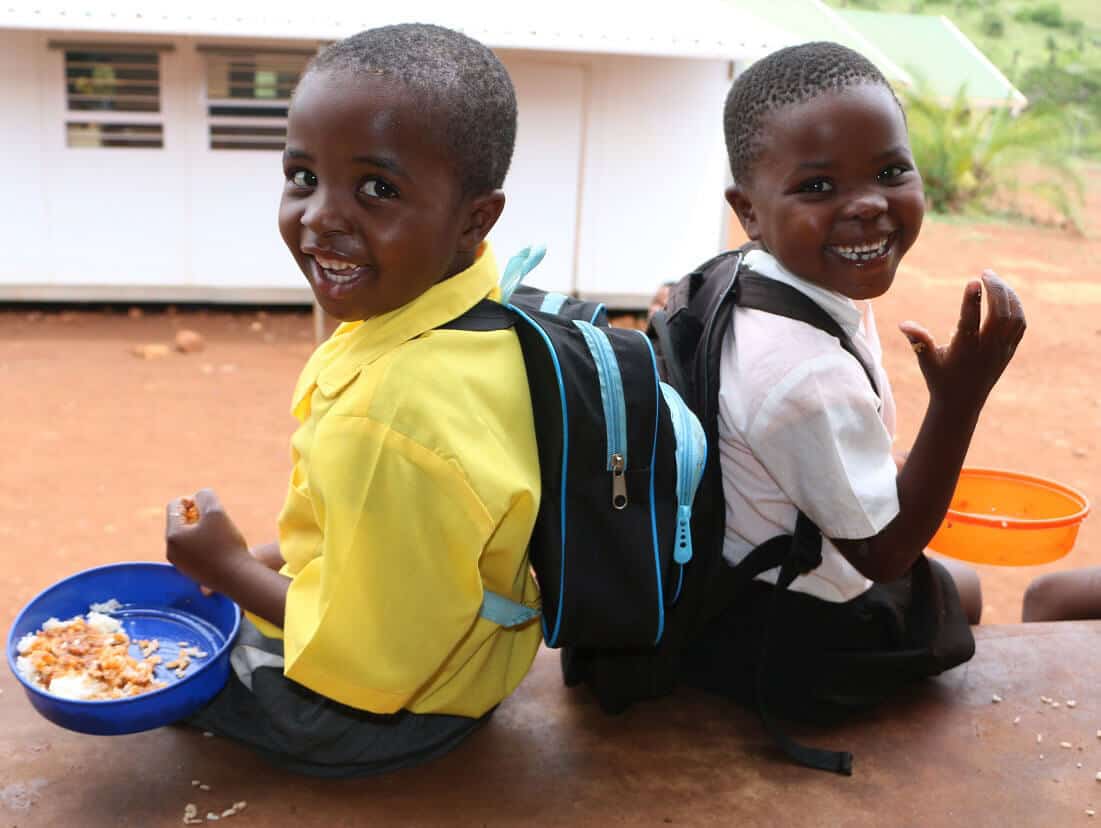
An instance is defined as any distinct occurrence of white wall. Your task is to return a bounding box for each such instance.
[487,57,585,296]
[39,32,191,288]
[0,31,730,307]
[179,38,299,294]
[574,53,730,305]
[495,49,732,305]
[1,30,51,288]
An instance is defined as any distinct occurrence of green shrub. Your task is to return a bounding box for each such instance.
[901,82,1084,228]
[1014,3,1064,29]
[1018,64,1101,157]
[981,11,1005,37]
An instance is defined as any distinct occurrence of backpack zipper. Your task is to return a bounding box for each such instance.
[659,382,707,566]
[573,321,629,510]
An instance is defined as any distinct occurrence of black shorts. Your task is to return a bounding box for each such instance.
[681,555,975,723]
[187,620,491,777]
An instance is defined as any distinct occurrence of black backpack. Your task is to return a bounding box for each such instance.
[580,245,883,774]
[442,246,707,651]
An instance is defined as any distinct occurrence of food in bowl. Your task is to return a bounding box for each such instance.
[15,600,207,700]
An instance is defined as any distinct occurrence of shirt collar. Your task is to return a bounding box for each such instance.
[291,242,501,416]
[741,248,863,338]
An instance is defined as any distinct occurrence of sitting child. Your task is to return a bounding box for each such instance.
[682,42,1026,724]
[164,24,542,776]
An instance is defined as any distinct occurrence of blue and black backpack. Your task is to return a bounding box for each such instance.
[441,246,708,654]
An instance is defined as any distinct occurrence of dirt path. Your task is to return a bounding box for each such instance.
[2,168,1099,629]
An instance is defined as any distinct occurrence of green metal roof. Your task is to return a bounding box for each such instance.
[838,10,1025,106]
[729,0,911,83]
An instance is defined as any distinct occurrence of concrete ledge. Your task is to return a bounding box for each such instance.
[4,622,1101,826]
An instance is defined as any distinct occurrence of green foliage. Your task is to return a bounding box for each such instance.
[822,0,1101,160]
[980,11,1004,38]
[1020,63,1101,115]
[1018,63,1101,156]
[1013,3,1064,29]
[901,82,1084,228]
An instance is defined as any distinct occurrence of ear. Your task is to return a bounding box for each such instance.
[457,190,506,252]
[725,184,761,241]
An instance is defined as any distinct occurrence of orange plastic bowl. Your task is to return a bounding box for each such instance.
[927,468,1090,566]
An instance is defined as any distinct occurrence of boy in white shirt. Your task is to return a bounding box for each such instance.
[683,42,1025,725]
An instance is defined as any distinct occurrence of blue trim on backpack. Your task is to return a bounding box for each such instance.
[539,292,570,315]
[508,304,570,648]
[500,245,547,303]
[478,589,540,628]
[573,321,628,472]
[634,329,666,645]
[589,303,608,325]
[671,565,685,605]
[659,381,707,568]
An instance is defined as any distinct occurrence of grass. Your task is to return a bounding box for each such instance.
[824,0,1101,84]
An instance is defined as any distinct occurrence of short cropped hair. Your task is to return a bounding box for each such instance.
[309,24,517,195]
[723,41,895,185]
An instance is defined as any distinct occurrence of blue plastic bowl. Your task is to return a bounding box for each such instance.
[6,562,241,735]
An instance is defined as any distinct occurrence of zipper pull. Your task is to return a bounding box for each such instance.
[674,504,693,564]
[611,453,628,510]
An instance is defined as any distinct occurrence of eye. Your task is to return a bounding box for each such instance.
[877,164,911,183]
[360,177,398,199]
[287,169,317,188]
[797,178,834,195]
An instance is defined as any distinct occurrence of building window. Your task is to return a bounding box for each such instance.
[66,122,163,149]
[202,47,314,150]
[53,42,167,149]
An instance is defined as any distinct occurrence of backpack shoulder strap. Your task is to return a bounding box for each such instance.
[735,273,879,397]
[436,299,515,332]
[509,285,609,326]
[436,298,539,629]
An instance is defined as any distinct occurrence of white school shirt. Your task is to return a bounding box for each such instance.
[718,248,900,602]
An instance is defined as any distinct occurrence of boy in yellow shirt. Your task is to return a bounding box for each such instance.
[164,24,542,776]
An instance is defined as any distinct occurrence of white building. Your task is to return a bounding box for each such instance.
[0,1,793,309]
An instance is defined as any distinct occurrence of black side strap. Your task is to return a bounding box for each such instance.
[727,271,870,774]
[735,274,879,398]
[758,514,854,776]
[649,309,688,393]
[437,299,515,332]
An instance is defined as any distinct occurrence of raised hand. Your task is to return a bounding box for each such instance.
[898,270,1026,412]
[165,488,251,596]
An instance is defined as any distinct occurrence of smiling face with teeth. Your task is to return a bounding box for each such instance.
[727,83,925,301]
[278,69,505,322]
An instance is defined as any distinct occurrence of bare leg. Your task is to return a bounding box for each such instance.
[1023,567,1101,622]
[928,553,983,625]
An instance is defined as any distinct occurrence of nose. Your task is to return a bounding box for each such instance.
[842,188,888,221]
[300,188,353,236]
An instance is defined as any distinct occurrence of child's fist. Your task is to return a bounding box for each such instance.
[166,489,250,596]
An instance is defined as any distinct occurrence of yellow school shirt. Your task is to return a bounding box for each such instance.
[250,243,542,718]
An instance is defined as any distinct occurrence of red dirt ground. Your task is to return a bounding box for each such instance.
[1,167,1098,631]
